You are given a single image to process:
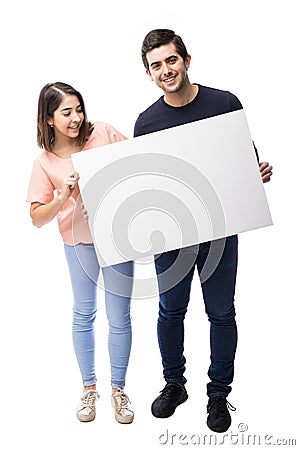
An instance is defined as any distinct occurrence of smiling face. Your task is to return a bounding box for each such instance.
[48,94,84,142]
[146,42,191,94]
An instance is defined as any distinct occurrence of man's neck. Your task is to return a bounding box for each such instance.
[164,83,198,107]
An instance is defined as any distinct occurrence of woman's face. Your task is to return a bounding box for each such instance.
[48,94,84,141]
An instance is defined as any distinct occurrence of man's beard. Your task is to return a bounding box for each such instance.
[162,70,187,94]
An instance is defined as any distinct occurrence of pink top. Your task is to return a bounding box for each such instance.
[27,121,126,245]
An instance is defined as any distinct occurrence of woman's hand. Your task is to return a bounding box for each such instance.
[81,203,89,223]
[58,171,80,201]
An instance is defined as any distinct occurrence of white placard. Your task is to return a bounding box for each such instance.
[72,110,272,267]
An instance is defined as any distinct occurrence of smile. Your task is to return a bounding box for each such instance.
[163,75,176,83]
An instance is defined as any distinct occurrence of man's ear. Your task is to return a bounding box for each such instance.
[185,54,192,70]
[146,69,154,81]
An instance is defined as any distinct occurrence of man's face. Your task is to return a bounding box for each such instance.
[146,42,191,94]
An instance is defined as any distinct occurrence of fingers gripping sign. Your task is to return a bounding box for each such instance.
[259,162,273,183]
[81,202,89,223]
[59,171,80,201]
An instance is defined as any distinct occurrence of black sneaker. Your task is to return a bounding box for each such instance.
[151,383,188,418]
[206,396,236,433]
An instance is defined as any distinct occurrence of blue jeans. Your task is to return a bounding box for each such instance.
[64,243,134,389]
[154,235,238,398]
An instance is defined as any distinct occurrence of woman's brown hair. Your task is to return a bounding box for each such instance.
[37,82,94,151]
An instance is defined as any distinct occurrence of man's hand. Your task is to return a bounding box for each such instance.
[259,162,273,183]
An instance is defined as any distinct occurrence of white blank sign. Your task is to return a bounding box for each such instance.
[72,110,272,267]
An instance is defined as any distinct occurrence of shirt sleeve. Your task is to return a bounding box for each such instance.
[228,93,259,162]
[133,114,144,137]
[105,123,127,143]
[252,141,260,163]
[229,92,243,111]
[26,157,55,204]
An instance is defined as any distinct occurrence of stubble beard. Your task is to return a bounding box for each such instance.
[161,70,187,95]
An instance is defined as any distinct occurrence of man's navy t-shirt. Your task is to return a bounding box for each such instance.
[134,84,242,135]
[134,84,259,161]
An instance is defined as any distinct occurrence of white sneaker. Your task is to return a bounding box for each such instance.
[111,389,134,424]
[76,389,99,422]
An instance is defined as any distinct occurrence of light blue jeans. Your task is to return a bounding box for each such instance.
[64,243,134,389]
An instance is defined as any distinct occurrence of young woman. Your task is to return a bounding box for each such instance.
[27,82,134,424]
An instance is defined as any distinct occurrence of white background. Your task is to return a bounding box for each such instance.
[1,0,299,448]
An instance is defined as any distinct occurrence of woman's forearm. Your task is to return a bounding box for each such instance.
[30,195,66,228]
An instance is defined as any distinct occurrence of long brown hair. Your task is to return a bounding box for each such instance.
[37,82,94,151]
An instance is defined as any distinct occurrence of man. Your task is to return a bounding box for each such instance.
[134,29,273,433]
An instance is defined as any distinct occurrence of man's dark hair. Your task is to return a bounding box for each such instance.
[141,29,188,70]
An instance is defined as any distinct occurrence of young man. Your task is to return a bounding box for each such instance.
[134,29,272,433]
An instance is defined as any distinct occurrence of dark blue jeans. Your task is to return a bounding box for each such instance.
[154,235,238,398]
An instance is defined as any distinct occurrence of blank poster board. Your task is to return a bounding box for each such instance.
[72,110,272,267]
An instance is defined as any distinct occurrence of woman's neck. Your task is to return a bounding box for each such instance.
[52,138,82,159]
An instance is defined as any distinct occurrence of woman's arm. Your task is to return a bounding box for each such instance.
[30,171,79,227]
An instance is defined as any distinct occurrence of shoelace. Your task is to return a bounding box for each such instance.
[207,396,236,414]
[114,390,131,411]
[226,400,236,412]
[159,384,181,400]
[81,390,98,407]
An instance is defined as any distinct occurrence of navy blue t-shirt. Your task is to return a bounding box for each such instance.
[134,84,259,160]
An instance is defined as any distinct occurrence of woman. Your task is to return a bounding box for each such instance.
[27,82,134,424]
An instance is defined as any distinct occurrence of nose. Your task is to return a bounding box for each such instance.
[162,62,172,76]
[72,112,81,123]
